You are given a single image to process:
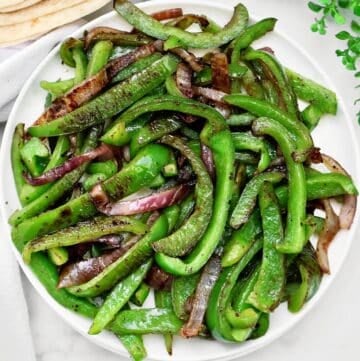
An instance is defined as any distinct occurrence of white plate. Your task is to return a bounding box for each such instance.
[0,1,359,360]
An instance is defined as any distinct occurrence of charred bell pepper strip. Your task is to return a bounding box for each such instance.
[152,135,213,257]
[154,290,174,355]
[231,132,271,172]
[224,94,313,162]
[275,172,358,209]
[230,18,277,64]
[109,308,183,335]
[28,55,179,137]
[22,215,148,263]
[155,130,234,276]
[9,126,101,227]
[286,243,322,313]
[171,273,200,321]
[230,171,285,229]
[19,136,70,206]
[248,182,285,312]
[112,52,162,83]
[11,144,172,247]
[60,38,84,67]
[285,68,337,116]
[253,117,306,254]
[89,259,153,335]
[114,0,249,49]
[222,209,262,268]
[206,238,263,342]
[66,214,169,297]
[102,95,228,146]
[86,40,113,77]
[243,48,299,119]
[11,123,26,201]
[130,117,182,156]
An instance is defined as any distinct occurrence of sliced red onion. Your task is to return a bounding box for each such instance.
[84,26,129,49]
[34,43,157,125]
[24,143,112,186]
[201,144,215,179]
[176,63,194,98]
[89,183,110,209]
[58,243,134,288]
[145,265,173,291]
[96,184,190,216]
[321,153,357,229]
[170,47,203,72]
[168,14,210,29]
[259,46,275,55]
[193,86,227,103]
[210,53,231,93]
[151,8,183,21]
[181,256,221,338]
[316,199,340,274]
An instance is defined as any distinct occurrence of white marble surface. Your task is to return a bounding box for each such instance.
[1,0,360,360]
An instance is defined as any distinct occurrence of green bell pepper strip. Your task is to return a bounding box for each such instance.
[230,18,277,64]
[206,238,263,342]
[110,308,183,335]
[60,38,84,67]
[87,159,118,178]
[285,68,337,115]
[226,113,256,127]
[301,104,323,130]
[232,132,271,172]
[9,126,101,227]
[249,313,270,339]
[232,62,265,97]
[175,193,195,229]
[130,282,151,307]
[66,214,169,297]
[224,94,313,162]
[48,247,69,266]
[11,124,26,201]
[114,0,249,49]
[102,95,228,145]
[130,117,182,156]
[40,79,75,98]
[253,117,306,254]
[28,55,179,137]
[20,137,50,177]
[72,46,88,84]
[156,130,235,276]
[112,53,162,83]
[286,243,322,312]
[152,135,213,257]
[163,204,180,232]
[230,171,285,229]
[89,259,152,335]
[275,172,358,209]
[155,290,174,355]
[171,273,200,321]
[118,328,147,361]
[22,215,147,263]
[243,48,299,119]
[11,144,172,247]
[86,40,113,77]
[222,210,262,268]
[165,75,185,97]
[166,14,221,33]
[193,65,247,87]
[20,136,70,206]
[248,182,285,312]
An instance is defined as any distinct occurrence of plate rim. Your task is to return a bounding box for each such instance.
[1,1,359,360]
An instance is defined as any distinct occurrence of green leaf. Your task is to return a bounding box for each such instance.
[338,0,350,8]
[353,5,360,16]
[351,20,360,34]
[311,23,319,32]
[336,30,351,40]
[319,0,331,5]
[308,1,323,12]
[355,71,360,77]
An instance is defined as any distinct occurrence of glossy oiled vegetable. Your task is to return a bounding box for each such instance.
[8,2,357,360]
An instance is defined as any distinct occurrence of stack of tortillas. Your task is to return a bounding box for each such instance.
[0,0,111,47]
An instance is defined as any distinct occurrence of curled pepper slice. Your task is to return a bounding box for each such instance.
[253,117,307,254]
[114,0,249,49]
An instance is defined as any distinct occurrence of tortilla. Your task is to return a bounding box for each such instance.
[0,0,85,26]
[0,0,42,13]
[0,0,25,9]
[0,0,110,45]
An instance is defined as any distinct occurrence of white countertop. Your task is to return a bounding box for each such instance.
[1,0,359,360]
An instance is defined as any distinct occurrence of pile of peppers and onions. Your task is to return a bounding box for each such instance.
[8,1,358,360]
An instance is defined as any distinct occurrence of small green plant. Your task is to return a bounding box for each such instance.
[308,0,360,122]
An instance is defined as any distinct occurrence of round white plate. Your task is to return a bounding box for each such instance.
[1,1,359,360]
